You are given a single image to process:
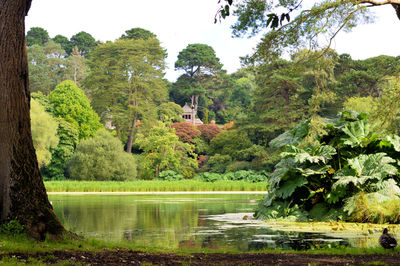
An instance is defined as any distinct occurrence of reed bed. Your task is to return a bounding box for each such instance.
[44,180,268,192]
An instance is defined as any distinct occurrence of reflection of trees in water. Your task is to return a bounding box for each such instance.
[50,194,259,249]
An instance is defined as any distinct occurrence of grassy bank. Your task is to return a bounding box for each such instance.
[44,180,268,192]
[1,233,400,265]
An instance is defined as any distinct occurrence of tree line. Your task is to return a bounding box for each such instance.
[27,26,400,182]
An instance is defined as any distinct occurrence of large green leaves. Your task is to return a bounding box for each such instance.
[341,120,375,148]
[333,153,397,190]
[281,145,336,164]
[269,119,310,148]
[276,176,308,199]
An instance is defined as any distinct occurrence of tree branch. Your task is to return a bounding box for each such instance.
[358,0,400,5]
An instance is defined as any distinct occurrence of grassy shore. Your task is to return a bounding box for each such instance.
[1,233,400,265]
[44,180,268,192]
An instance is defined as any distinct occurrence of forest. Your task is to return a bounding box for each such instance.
[26,23,400,224]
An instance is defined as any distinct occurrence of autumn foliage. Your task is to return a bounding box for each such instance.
[196,124,222,142]
[171,122,201,143]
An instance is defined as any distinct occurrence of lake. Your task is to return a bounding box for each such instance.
[48,193,388,251]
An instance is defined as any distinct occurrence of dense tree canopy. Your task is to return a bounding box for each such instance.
[119,27,156,40]
[175,43,222,77]
[48,80,102,139]
[52,34,72,55]
[85,37,167,152]
[26,26,49,47]
[70,31,97,57]
[28,40,66,94]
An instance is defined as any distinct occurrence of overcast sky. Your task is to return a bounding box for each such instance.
[26,0,400,82]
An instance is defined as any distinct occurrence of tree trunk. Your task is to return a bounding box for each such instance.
[0,0,65,240]
[125,115,137,153]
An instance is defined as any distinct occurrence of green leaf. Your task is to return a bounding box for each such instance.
[348,153,396,177]
[383,135,400,152]
[296,164,331,177]
[282,145,336,164]
[333,153,397,191]
[341,120,371,147]
[269,119,310,148]
[276,176,308,199]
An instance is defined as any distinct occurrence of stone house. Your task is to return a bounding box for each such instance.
[182,103,203,125]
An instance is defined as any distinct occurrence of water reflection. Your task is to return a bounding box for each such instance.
[49,194,383,251]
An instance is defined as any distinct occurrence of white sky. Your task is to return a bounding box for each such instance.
[25,0,400,82]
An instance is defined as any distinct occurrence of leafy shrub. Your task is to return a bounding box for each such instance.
[225,161,251,172]
[171,122,201,143]
[255,111,400,223]
[224,170,269,183]
[135,121,197,178]
[0,220,24,235]
[197,155,208,168]
[196,124,222,143]
[43,119,79,180]
[194,172,223,182]
[193,137,209,155]
[206,154,232,173]
[157,170,184,181]
[68,130,137,181]
[208,129,252,159]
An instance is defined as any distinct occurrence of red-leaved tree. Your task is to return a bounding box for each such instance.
[171,122,201,143]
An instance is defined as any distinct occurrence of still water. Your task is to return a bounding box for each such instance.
[48,193,382,251]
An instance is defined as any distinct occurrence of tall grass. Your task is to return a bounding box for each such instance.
[44,180,268,192]
[346,192,400,223]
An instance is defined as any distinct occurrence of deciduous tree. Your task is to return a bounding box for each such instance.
[30,99,59,168]
[48,80,102,140]
[0,0,65,239]
[135,122,197,177]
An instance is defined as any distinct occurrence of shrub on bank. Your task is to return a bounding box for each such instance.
[68,130,137,181]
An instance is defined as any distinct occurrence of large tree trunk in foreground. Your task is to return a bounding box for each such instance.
[0,0,65,240]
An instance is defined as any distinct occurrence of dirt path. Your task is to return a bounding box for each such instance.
[5,250,400,265]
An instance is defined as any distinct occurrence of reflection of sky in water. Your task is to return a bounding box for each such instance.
[49,194,386,251]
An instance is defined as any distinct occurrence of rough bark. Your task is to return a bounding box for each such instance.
[0,0,65,240]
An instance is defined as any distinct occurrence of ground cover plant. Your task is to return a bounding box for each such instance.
[255,111,400,223]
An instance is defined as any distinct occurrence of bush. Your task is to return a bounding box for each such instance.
[156,170,184,181]
[194,172,223,182]
[224,170,269,183]
[196,124,221,143]
[68,130,137,181]
[208,129,252,159]
[206,154,232,173]
[44,119,79,180]
[171,122,201,143]
[0,220,24,235]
